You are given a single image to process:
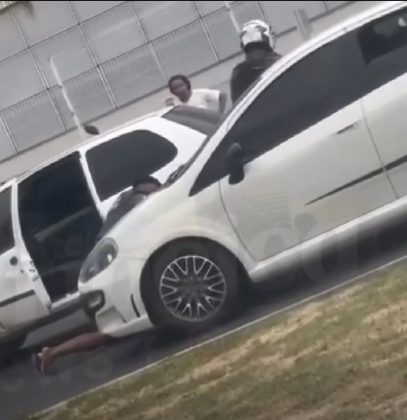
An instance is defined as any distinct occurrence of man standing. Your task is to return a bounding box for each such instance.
[168,74,227,113]
[230,20,281,104]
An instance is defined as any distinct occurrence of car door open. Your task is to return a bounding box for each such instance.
[0,182,50,332]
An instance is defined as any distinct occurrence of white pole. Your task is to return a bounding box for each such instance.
[224,1,240,34]
[50,56,87,141]
[294,9,313,40]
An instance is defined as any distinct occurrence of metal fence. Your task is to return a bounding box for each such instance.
[0,1,349,162]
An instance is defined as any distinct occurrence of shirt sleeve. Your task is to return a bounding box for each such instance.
[202,89,220,106]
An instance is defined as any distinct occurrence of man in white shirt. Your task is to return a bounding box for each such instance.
[167,74,227,113]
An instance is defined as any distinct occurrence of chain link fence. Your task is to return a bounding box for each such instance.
[0,1,349,162]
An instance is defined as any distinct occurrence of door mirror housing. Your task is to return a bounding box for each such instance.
[84,124,100,135]
[226,142,245,185]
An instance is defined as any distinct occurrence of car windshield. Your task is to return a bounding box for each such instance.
[164,137,211,185]
[163,106,228,185]
[163,70,270,186]
[162,85,257,186]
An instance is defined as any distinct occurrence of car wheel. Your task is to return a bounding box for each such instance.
[0,335,27,366]
[145,239,242,332]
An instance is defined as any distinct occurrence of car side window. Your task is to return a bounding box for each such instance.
[191,32,365,196]
[0,188,14,253]
[358,6,407,91]
[87,130,177,201]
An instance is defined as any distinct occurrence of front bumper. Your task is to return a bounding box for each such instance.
[79,256,154,338]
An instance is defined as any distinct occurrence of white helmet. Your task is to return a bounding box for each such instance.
[240,19,275,50]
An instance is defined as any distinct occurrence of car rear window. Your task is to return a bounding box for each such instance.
[162,106,223,136]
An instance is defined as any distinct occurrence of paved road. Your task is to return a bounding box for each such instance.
[1,227,407,420]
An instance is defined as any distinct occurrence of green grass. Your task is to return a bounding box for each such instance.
[29,262,407,420]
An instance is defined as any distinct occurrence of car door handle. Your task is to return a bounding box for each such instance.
[336,123,358,135]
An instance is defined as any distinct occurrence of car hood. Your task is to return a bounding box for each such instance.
[105,179,189,254]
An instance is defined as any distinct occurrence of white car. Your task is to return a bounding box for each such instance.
[0,106,220,358]
[79,1,407,337]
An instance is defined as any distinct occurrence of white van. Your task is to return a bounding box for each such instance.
[0,106,221,358]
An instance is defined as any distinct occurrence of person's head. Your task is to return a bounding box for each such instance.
[240,20,275,55]
[132,176,161,196]
[168,74,192,103]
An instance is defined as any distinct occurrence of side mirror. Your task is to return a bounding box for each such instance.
[165,97,175,107]
[84,124,100,135]
[226,142,245,185]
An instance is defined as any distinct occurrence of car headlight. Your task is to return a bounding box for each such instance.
[79,238,118,283]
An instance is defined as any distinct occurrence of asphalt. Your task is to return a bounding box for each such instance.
[1,227,407,420]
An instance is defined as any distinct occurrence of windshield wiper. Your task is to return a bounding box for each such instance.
[165,164,186,186]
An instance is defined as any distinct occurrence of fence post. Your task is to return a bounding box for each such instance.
[224,1,240,34]
[294,8,313,40]
[50,56,88,141]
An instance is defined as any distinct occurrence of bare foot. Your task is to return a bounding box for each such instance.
[37,347,54,374]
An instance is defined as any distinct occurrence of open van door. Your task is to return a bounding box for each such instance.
[0,181,50,333]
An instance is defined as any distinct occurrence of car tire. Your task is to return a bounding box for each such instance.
[0,335,27,366]
[144,239,242,333]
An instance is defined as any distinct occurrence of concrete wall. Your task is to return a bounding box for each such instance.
[0,0,383,183]
[0,1,352,158]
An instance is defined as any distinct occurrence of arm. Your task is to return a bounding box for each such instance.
[230,67,241,104]
[203,89,226,113]
[218,92,227,114]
